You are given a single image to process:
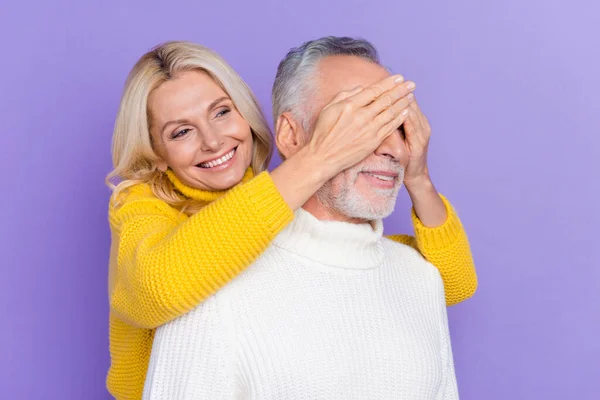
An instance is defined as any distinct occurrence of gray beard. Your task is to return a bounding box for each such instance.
[316,166,404,221]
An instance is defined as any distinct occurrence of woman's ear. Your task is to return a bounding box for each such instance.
[150,127,169,172]
[275,112,307,159]
[155,158,168,172]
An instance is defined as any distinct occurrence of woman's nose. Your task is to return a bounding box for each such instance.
[200,128,224,152]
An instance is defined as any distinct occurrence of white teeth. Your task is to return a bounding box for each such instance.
[200,149,235,168]
[366,173,394,181]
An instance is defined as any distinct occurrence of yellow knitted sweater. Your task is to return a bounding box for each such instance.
[107,169,477,399]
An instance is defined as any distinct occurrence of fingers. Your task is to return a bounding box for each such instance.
[413,100,431,136]
[365,80,416,119]
[370,89,414,132]
[404,99,430,141]
[377,106,411,141]
[402,99,419,136]
[345,74,405,107]
[327,85,364,106]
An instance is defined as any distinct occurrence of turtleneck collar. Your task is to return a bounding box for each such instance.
[273,208,384,270]
[165,168,254,202]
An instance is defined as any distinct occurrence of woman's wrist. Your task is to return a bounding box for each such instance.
[405,175,448,228]
[270,147,330,210]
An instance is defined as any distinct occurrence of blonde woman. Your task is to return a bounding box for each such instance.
[107,41,477,399]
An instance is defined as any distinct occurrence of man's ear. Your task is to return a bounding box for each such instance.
[275,112,307,159]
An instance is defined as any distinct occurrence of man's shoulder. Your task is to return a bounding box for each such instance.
[380,236,424,261]
[164,248,286,330]
[213,244,290,297]
[380,237,443,282]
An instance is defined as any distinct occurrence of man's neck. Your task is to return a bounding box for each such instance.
[273,201,385,270]
[302,195,368,224]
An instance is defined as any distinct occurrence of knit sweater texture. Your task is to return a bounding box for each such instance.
[143,209,459,399]
[107,169,476,399]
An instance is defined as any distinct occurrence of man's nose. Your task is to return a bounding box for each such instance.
[374,129,404,161]
[200,127,224,152]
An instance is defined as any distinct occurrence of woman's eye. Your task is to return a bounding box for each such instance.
[215,108,231,118]
[172,128,191,139]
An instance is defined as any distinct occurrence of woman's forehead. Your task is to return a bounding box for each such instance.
[149,71,228,120]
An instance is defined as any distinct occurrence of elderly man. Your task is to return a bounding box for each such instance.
[143,36,459,399]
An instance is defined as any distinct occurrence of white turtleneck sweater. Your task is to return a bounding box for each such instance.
[143,209,458,399]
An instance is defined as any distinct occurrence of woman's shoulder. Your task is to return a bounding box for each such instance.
[108,182,181,224]
[110,182,154,207]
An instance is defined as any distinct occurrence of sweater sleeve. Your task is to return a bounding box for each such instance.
[385,194,477,306]
[109,171,294,329]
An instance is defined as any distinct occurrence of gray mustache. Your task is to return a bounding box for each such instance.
[354,162,404,175]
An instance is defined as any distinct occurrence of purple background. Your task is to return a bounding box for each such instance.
[1,0,598,398]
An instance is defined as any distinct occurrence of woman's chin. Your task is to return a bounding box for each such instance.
[196,168,246,191]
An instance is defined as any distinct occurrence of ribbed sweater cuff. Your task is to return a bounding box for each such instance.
[411,194,463,250]
[243,171,294,236]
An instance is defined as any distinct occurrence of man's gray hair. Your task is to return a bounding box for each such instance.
[272,36,381,131]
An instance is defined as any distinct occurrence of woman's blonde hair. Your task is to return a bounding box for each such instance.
[106,41,273,213]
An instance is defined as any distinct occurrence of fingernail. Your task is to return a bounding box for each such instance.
[394,75,405,83]
[406,81,416,90]
[407,93,415,101]
[402,109,409,116]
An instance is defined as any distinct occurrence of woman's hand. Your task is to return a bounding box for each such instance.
[401,96,447,228]
[308,74,416,179]
[270,75,416,211]
[402,96,432,187]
